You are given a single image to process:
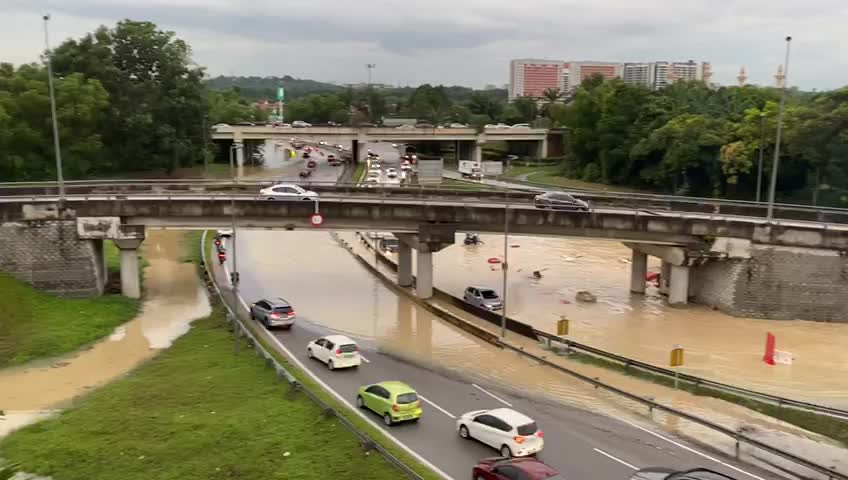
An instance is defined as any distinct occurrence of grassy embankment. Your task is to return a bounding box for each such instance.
[0,241,141,369]
[0,231,439,480]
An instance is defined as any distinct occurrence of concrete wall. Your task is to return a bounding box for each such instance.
[691,245,848,322]
[0,220,106,297]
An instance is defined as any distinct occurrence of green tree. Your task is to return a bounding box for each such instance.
[540,87,562,118]
[468,91,504,121]
[511,96,539,123]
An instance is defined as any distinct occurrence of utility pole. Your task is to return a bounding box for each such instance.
[501,190,510,338]
[766,36,792,221]
[202,114,209,178]
[756,113,766,203]
[43,14,64,201]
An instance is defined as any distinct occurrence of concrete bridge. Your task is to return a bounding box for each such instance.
[211,125,555,165]
[1,192,847,322]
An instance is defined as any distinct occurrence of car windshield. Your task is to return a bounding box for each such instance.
[383,239,398,247]
[516,422,538,435]
[338,344,357,353]
[396,392,418,404]
[480,290,499,299]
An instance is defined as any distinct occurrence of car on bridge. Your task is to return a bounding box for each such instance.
[464,286,503,310]
[250,298,296,329]
[457,408,544,458]
[629,468,737,480]
[292,120,312,128]
[533,192,589,212]
[472,457,563,480]
[306,334,361,370]
[357,381,422,425]
[259,183,318,200]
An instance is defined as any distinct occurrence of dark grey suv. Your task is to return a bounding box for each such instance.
[250,298,296,329]
[630,468,737,480]
[533,192,589,211]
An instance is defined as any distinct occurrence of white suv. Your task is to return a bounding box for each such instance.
[457,408,544,458]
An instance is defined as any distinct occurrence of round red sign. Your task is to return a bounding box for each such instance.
[310,213,324,226]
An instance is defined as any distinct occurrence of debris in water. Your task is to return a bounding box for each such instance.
[283,452,291,457]
[619,257,631,264]
[51,362,70,369]
[560,299,572,304]
[576,291,597,303]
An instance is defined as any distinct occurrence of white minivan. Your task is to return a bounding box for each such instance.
[306,335,362,370]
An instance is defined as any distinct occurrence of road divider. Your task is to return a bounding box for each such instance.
[342,231,848,480]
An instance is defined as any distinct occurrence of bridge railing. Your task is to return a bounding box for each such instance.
[199,231,427,480]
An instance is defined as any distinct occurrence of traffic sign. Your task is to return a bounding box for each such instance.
[310,213,324,226]
[277,87,285,101]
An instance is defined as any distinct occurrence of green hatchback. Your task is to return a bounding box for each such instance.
[356,381,423,426]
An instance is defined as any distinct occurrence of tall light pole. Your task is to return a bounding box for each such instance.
[501,190,510,338]
[43,14,64,200]
[366,64,376,86]
[202,114,209,178]
[756,113,766,203]
[766,36,792,221]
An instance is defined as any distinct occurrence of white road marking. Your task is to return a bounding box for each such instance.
[471,383,513,407]
[359,354,370,363]
[418,395,456,419]
[615,417,765,480]
[210,256,454,480]
[593,448,638,470]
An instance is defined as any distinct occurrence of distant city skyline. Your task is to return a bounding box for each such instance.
[3,0,846,91]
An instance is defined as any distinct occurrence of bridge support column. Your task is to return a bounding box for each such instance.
[114,238,144,299]
[659,261,671,295]
[235,142,245,181]
[398,242,413,287]
[357,141,368,167]
[669,265,690,306]
[537,138,548,159]
[473,144,482,164]
[630,250,648,294]
[416,249,434,299]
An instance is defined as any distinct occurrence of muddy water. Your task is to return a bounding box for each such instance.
[0,230,210,435]
[387,233,848,408]
[236,230,848,473]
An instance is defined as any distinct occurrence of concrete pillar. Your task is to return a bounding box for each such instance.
[538,138,549,159]
[669,265,690,306]
[235,142,245,181]
[659,261,671,295]
[398,242,413,287]
[630,250,648,294]
[357,141,368,167]
[473,144,482,164]
[114,238,143,299]
[416,249,434,299]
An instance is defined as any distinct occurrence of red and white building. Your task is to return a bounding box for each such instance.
[509,59,566,100]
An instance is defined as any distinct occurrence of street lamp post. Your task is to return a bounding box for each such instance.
[230,196,239,296]
[756,113,766,203]
[202,115,209,178]
[366,64,376,86]
[501,189,510,338]
[766,36,792,221]
[42,14,64,201]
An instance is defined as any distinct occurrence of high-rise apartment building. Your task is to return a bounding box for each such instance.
[567,61,622,86]
[509,59,566,99]
[622,61,712,89]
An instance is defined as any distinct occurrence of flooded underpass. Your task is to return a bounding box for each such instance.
[234,230,848,475]
[0,231,211,437]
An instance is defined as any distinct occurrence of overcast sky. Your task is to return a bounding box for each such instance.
[3,0,846,91]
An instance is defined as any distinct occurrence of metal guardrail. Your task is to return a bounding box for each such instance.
[198,231,425,480]
[496,341,848,480]
[353,231,848,480]
[533,330,848,420]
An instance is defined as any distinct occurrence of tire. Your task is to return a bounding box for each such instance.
[307,348,313,359]
[459,424,471,439]
[266,197,276,200]
[250,311,255,320]
[356,396,365,409]
[383,413,393,426]
[500,445,512,458]
[328,360,335,371]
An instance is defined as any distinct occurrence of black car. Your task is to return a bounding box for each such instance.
[533,192,589,211]
[630,468,738,480]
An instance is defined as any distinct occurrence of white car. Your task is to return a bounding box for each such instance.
[212,123,230,129]
[386,168,398,178]
[457,408,544,458]
[448,123,468,128]
[307,335,362,370]
[367,170,380,179]
[319,141,328,146]
[259,184,319,200]
[512,123,530,128]
[216,229,233,237]
[396,124,415,129]
[292,120,312,128]
[400,161,412,171]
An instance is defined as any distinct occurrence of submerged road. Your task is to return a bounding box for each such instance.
[211,233,782,480]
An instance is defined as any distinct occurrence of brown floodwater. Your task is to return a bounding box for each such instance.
[0,230,211,436]
[382,233,848,409]
[233,230,848,474]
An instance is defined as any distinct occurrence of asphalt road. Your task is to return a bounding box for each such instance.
[213,236,781,480]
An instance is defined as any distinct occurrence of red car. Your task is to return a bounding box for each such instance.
[306,160,317,169]
[472,457,563,480]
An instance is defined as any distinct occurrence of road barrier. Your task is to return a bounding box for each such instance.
[348,232,848,480]
[199,231,426,480]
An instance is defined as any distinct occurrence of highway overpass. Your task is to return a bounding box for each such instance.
[1,191,847,322]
